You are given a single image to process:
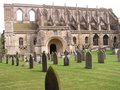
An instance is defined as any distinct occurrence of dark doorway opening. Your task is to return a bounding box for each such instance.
[50,44,57,54]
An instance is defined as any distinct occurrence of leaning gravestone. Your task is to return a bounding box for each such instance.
[16,52,19,66]
[47,53,50,60]
[29,55,33,69]
[42,51,47,72]
[53,52,58,65]
[33,52,36,62]
[64,56,69,66]
[45,66,61,90]
[6,55,8,64]
[11,55,14,65]
[117,49,120,62]
[98,50,104,63]
[85,51,92,69]
[76,51,82,63]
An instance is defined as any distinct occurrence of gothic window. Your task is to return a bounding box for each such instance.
[33,37,37,45]
[73,37,77,44]
[103,35,109,45]
[19,37,23,46]
[114,36,117,43]
[85,37,88,44]
[29,10,35,21]
[16,9,23,21]
[93,34,99,45]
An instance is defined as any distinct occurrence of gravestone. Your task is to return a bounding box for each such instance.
[45,66,61,90]
[85,51,92,69]
[117,49,120,62]
[11,55,14,65]
[47,53,50,60]
[64,56,69,66]
[33,52,36,62]
[0,54,2,63]
[53,52,58,65]
[98,50,104,63]
[76,51,82,63]
[42,51,47,72]
[6,55,8,64]
[29,55,33,69]
[16,52,19,66]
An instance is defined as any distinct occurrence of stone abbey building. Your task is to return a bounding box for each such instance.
[4,3,119,55]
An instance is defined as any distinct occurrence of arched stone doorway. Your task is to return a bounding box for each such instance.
[48,38,63,54]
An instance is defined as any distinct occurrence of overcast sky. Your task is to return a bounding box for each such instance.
[0,0,120,33]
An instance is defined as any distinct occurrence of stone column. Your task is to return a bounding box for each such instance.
[99,34,103,48]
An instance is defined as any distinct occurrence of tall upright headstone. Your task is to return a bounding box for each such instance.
[85,51,92,69]
[53,52,58,65]
[117,49,120,62]
[6,55,8,64]
[98,50,104,63]
[63,50,69,66]
[33,52,36,62]
[29,54,33,69]
[16,52,19,66]
[42,51,47,72]
[45,66,61,90]
[76,51,82,63]
[11,55,14,65]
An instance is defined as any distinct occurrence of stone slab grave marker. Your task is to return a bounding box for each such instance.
[16,52,19,66]
[11,55,14,65]
[64,50,69,66]
[45,66,61,90]
[117,49,120,62]
[98,50,105,63]
[85,51,92,69]
[76,51,82,63]
[42,51,47,72]
[29,54,33,69]
[53,52,58,65]
[6,55,8,64]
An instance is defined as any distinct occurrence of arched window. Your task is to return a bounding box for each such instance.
[19,37,23,46]
[93,34,99,45]
[33,37,37,45]
[29,10,35,21]
[16,9,23,21]
[85,37,88,44]
[73,37,77,44]
[114,36,117,43]
[103,35,109,45]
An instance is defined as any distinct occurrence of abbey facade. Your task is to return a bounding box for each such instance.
[4,3,119,55]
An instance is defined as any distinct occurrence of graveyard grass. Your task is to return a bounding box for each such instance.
[0,50,120,90]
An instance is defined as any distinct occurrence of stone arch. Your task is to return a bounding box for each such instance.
[103,35,109,45]
[73,36,77,44]
[93,34,99,45]
[16,8,23,21]
[46,36,67,53]
[29,9,36,21]
[85,37,89,44]
[113,36,117,43]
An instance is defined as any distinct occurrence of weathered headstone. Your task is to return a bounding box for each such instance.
[29,55,33,69]
[45,66,61,90]
[42,51,47,72]
[64,56,69,66]
[47,53,50,60]
[33,52,36,62]
[76,51,82,63]
[16,52,19,66]
[117,49,120,62]
[53,52,58,65]
[98,50,104,63]
[11,55,14,65]
[6,55,8,64]
[85,51,92,69]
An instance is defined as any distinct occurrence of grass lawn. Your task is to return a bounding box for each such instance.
[0,50,120,90]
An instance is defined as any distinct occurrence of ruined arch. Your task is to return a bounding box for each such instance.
[103,35,109,45]
[29,9,36,21]
[16,8,23,21]
[93,34,99,45]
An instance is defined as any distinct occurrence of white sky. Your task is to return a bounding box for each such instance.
[0,0,120,33]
